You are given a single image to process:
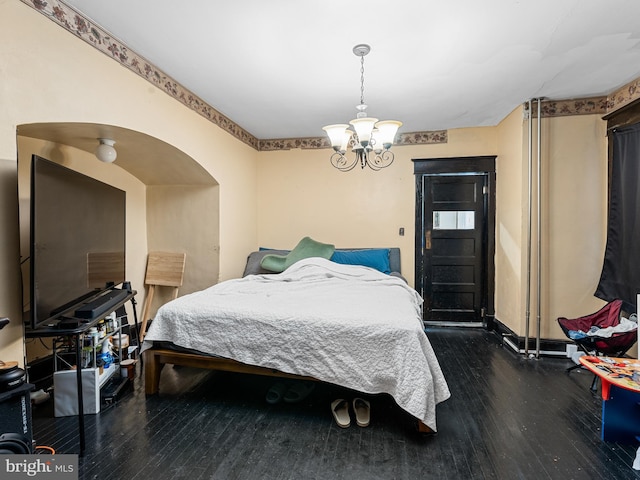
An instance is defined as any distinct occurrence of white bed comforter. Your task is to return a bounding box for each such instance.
[143,257,450,430]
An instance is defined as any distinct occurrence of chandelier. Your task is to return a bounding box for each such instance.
[323,44,402,172]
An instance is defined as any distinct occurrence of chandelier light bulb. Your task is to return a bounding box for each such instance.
[349,117,378,146]
[339,131,353,153]
[374,120,403,149]
[322,124,350,151]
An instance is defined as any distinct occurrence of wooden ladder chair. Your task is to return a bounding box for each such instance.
[140,252,186,341]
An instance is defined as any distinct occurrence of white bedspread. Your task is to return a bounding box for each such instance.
[143,257,450,430]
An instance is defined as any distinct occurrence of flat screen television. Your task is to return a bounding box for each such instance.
[26,155,126,329]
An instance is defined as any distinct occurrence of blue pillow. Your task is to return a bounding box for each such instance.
[330,249,391,274]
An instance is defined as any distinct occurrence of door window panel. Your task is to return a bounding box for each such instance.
[433,211,475,230]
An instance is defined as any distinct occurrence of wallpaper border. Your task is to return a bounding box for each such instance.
[258,130,448,151]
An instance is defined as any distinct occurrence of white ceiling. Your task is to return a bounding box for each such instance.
[62,0,640,140]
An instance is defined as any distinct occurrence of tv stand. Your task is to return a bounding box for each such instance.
[24,286,137,455]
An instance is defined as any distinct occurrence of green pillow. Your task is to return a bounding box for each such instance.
[260,237,335,273]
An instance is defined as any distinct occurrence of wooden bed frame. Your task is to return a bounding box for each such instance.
[143,347,433,434]
[142,248,434,433]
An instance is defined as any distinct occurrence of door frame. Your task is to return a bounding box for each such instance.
[413,156,496,328]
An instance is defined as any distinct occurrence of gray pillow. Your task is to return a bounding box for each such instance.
[242,250,289,276]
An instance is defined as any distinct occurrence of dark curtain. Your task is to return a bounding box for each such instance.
[595,122,640,311]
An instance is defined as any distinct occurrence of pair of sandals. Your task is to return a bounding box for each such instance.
[331,398,370,428]
[265,381,315,404]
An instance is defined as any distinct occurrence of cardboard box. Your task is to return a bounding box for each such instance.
[53,364,116,416]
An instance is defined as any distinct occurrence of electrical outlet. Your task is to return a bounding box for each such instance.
[399,227,404,236]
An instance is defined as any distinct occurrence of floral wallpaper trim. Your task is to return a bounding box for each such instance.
[258,130,448,151]
[398,130,448,145]
[608,77,640,112]
[259,137,331,151]
[525,97,608,117]
[525,83,640,118]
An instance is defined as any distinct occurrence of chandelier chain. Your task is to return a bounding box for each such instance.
[360,54,365,106]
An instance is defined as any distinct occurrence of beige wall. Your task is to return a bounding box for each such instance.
[146,184,220,312]
[0,0,618,371]
[495,106,528,334]
[0,1,258,367]
[256,127,498,287]
[542,114,608,338]
[256,109,609,341]
[0,157,23,365]
[493,108,608,340]
[495,107,528,334]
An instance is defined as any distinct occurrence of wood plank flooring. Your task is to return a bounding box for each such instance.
[31,327,640,479]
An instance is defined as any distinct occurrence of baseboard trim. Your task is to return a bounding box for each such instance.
[492,318,570,358]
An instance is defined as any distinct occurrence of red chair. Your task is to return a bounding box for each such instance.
[558,300,637,390]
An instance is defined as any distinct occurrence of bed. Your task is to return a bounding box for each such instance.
[142,247,450,433]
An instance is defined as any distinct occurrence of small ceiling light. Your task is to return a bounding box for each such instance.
[323,44,402,172]
[95,138,117,163]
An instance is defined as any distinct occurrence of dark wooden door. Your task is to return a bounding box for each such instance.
[419,174,487,324]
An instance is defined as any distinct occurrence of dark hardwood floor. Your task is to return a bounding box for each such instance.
[31,327,640,479]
